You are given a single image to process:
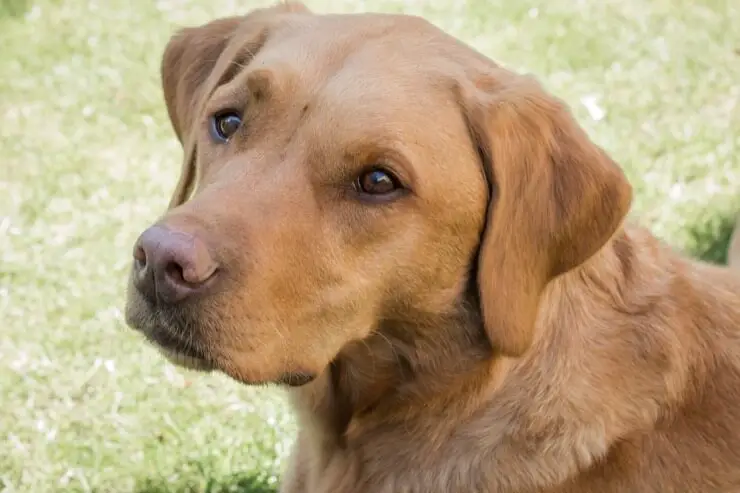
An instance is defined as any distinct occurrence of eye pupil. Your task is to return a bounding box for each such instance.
[212,112,242,141]
[358,169,398,195]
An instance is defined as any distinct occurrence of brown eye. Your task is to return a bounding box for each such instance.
[356,168,402,196]
[210,111,242,142]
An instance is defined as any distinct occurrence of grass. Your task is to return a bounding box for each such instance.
[0,0,738,491]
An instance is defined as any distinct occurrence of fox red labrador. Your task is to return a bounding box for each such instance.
[124,3,740,492]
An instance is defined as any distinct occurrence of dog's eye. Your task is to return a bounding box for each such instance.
[210,111,242,142]
[356,168,402,196]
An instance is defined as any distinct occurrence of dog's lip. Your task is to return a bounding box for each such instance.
[127,314,215,371]
[145,329,216,371]
[277,371,317,387]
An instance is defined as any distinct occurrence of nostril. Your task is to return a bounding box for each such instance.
[133,244,147,269]
[163,261,219,293]
[158,257,219,304]
[166,260,219,287]
[131,238,157,302]
[164,261,187,286]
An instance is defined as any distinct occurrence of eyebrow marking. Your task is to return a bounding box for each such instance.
[246,68,275,102]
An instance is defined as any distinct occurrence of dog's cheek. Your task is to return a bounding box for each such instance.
[381,227,477,316]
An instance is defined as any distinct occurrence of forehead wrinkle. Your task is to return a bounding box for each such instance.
[214,12,423,116]
[258,13,406,88]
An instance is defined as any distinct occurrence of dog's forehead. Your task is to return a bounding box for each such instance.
[268,11,443,47]
[235,11,457,83]
[224,12,468,116]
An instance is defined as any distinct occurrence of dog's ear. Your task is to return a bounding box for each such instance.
[160,2,311,208]
[459,71,632,357]
[161,17,242,146]
[160,16,243,208]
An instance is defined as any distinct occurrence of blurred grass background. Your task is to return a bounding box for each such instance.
[1,0,738,492]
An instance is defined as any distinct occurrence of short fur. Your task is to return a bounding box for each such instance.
[124,3,740,492]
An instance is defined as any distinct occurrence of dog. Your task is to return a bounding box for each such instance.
[124,3,740,492]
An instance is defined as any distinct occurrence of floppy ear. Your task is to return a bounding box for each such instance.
[160,16,244,208]
[160,2,311,208]
[460,71,633,357]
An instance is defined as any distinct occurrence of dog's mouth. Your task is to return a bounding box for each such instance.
[125,297,217,372]
[141,325,215,372]
[125,293,316,386]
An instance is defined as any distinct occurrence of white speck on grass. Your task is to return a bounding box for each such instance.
[59,469,91,491]
[654,37,670,61]
[10,351,29,372]
[26,5,42,21]
[52,64,70,77]
[0,216,10,236]
[111,391,124,414]
[163,364,187,387]
[580,94,605,121]
[705,178,720,194]
[8,433,27,453]
[669,183,683,200]
[46,428,58,442]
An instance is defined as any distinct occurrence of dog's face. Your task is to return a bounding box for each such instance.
[125,3,632,386]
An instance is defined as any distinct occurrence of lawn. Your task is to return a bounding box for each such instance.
[0,0,738,491]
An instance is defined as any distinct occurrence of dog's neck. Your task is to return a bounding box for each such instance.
[284,227,717,492]
[288,303,499,446]
[288,226,690,451]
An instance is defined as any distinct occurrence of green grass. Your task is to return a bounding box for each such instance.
[1,0,738,491]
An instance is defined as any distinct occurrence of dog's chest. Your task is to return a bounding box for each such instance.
[282,419,740,493]
[285,435,491,493]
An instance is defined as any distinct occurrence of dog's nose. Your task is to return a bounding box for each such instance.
[132,225,218,304]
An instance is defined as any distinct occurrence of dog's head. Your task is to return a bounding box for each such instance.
[124,2,632,386]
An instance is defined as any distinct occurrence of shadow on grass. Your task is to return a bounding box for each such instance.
[684,211,737,266]
[127,472,277,493]
[0,0,30,20]
[132,472,277,493]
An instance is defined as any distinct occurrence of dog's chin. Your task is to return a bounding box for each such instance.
[125,298,217,373]
[158,347,215,372]
[125,295,318,386]
[153,344,315,386]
